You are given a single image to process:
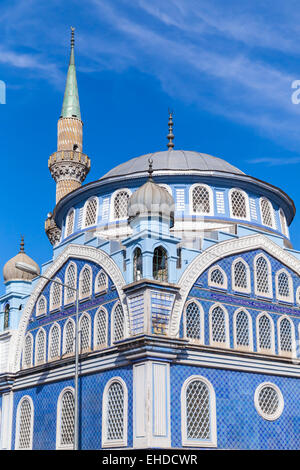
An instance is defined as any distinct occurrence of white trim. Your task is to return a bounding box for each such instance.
[83,196,99,228]
[34,328,46,365]
[65,207,75,238]
[102,377,128,448]
[209,303,230,349]
[50,277,63,311]
[110,188,132,222]
[181,375,217,447]
[111,301,127,345]
[275,268,293,303]
[64,262,77,305]
[79,264,93,300]
[22,333,33,369]
[254,382,284,421]
[231,257,251,294]
[259,197,275,229]
[94,269,108,295]
[56,387,75,450]
[36,295,47,317]
[277,315,296,358]
[184,299,205,345]
[253,253,273,299]
[93,307,108,350]
[62,318,75,357]
[15,395,34,450]
[207,265,227,290]
[233,308,253,352]
[256,312,275,355]
[228,187,250,220]
[79,312,92,353]
[189,183,214,216]
[48,322,61,361]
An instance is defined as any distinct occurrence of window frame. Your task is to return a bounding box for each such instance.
[253,253,273,299]
[279,209,289,238]
[102,377,128,448]
[229,187,250,221]
[189,183,214,216]
[64,262,77,306]
[184,299,205,345]
[111,302,126,345]
[209,303,230,349]
[48,322,61,361]
[207,265,227,290]
[233,308,253,352]
[15,396,34,450]
[50,277,63,312]
[23,333,33,369]
[65,208,75,238]
[63,318,75,356]
[56,387,75,450]
[79,264,93,300]
[94,307,108,350]
[83,197,99,229]
[277,315,296,358]
[231,257,251,294]
[35,328,46,365]
[153,245,168,282]
[36,295,47,317]
[110,188,131,222]
[275,268,293,303]
[79,313,91,353]
[254,382,284,421]
[94,269,108,295]
[256,312,275,355]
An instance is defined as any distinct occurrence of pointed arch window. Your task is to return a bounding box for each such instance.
[276,269,293,302]
[4,303,10,329]
[153,246,168,282]
[112,303,125,344]
[133,247,143,282]
[234,309,252,351]
[83,197,98,228]
[257,313,274,354]
[65,209,75,237]
[49,323,61,360]
[50,278,62,311]
[36,296,47,316]
[35,328,46,365]
[254,255,272,297]
[278,316,294,356]
[208,266,227,289]
[63,320,75,356]
[57,388,75,449]
[94,308,108,349]
[95,270,108,294]
[181,376,217,447]
[79,266,92,299]
[64,263,77,304]
[23,333,33,368]
[185,300,204,343]
[79,314,91,353]
[15,397,34,450]
[191,184,213,215]
[260,198,275,228]
[102,378,128,447]
[113,190,130,220]
[232,258,250,293]
[209,305,229,348]
[230,189,249,219]
[279,209,289,237]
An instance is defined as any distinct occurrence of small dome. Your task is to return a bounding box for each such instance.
[128,170,175,224]
[3,239,40,283]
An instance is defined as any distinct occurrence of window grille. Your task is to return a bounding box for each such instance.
[36,329,45,364]
[186,380,210,440]
[60,390,75,447]
[192,186,211,214]
[260,198,274,227]
[80,267,91,298]
[277,272,290,298]
[153,246,168,282]
[95,309,107,348]
[37,296,46,315]
[279,318,292,352]
[133,247,143,281]
[17,399,32,449]
[211,306,226,344]
[84,198,98,227]
[66,209,75,237]
[95,270,108,294]
[235,311,250,347]
[80,315,90,352]
[24,334,32,367]
[279,209,288,237]
[114,191,129,219]
[65,264,76,303]
[64,321,74,355]
[255,256,270,295]
[186,302,201,341]
[231,190,247,218]
[106,382,124,441]
[258,315,272,350]
[50,279,62,310]
[233,261,248,290]
[49,325,60,359]
[113,304,125,343]
[210,268,224,286]
[257,386,280,418]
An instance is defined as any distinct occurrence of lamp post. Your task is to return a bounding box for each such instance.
[15,261,80,450]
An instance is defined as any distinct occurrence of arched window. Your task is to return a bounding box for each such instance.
[208,266,227,289]
[63,320,75,356]
[278,316,294,356]
[83,197,98,228]
[64,263,77,304]
[4,303,10,329]
[102,378,128,448]
[95,270,108,295]
[35,329,46,365]
[50,278,62,311]
[260,198,275,228]
[94,308,108,349]
[15,397,33,450]
[181,376,217,447]
[153,246,168,282]
[232,258,250,293]
[185,301,204,343]
[56,388,75,449]
[79,314,91,353]
[36,296,47,316]
[23,333,33,368]
[257,313,274,354]
[79,266,92,299]
[113,190,130,220]
[209,305,229,348]
[276,269,293,302]
[191,185,212,215]
[65,209,75,237]
[279,209,289,237]
[234,309,252,351]
[49,323,61,360]
[230,189,249,219]
[133,247,143,282]
[112,303,125,344]
[254,255,272,297]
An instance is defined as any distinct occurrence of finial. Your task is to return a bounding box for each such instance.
[20,236,25,253]
[148,158,154,181]
[167,109,174,150]
[71,27,75,48]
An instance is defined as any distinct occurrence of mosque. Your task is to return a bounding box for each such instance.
[0,29,300,450]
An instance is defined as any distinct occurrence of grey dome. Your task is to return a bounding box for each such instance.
[3,251,40,283]
[128,179,175,223]
[100,150,244,181]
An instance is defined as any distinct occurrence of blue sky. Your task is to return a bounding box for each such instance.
[1,0,300,292]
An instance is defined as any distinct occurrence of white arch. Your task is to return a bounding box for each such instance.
[253,253,273,299]
[209,303,230,349]
[110,188,132,222]
[48,322,61,361]
[207,264,227,289]
[189,183,214,216]
[83,196,99,228]
[233,308,253,352]
[11,244,127,372]
[36,295,47,316]
[256,311,275,355]
[15,395,34,450]
[102,377,128,448]
[275,268,293,303]
[22,332,33,369]
[259,197,276,229]
[94,307,108,350]
[65,207,75,238]
[62,318,75,356]
[35,328,46,365]
[231,257,251,294]
[79,312,92,353]
[79,264,93,300]
[111,301,128,345]
[183,299,205,345]
[56,386,75,450]
[228,187,250,220]
[277,315,296,358]
[64,262,77,305]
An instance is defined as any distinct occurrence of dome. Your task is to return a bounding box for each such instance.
[100,150,244,181]
[3,239,40,283]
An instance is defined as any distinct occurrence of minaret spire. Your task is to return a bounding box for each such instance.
[60,27,81,120]
[167,110,174,150]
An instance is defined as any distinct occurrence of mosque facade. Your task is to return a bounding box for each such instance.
[0,30,300,450]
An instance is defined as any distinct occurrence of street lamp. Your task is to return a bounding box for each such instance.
[15,261,80,450]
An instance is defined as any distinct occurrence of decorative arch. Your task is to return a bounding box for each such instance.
[184,299,204,344]
[231,257,251,294]
[65,208,75,238]
[83,197,98,228]
[229,188,250,220]
[102,377,128,448]
[56,387,75,450]
[36,295,47,316]
[94,307,108,350]
[35,328,46,365]
[79,313,91,353]
[256,312,275,355]
[277,315,296,358]
[64,262,77,305]
[79,264,93,300]
[63,318,75,356]
[275,268,293,303]
[110,188,131,221]
[48,322,61,361]
[233,308,253,351]
[260,198,275,229]
[22,333,33,369]
[95,269,108,295]
[253,253,273,298]
[207,265,227,289]
[11,244,127,373]
[189,183,214,216]
[15,396,34,450]
[209,303,230,348]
